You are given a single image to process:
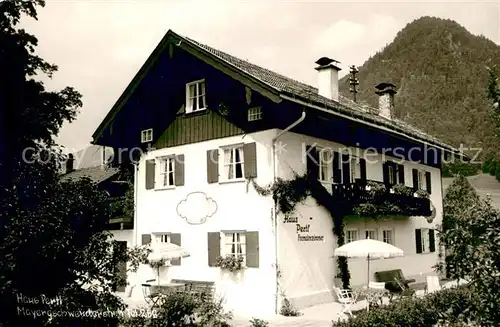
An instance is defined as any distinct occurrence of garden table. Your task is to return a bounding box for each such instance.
[355,286,390,311]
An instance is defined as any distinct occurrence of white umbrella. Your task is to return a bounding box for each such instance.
[148,243,190,285]
[334,238,404,285]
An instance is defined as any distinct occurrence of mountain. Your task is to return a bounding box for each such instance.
[339,16,500,160]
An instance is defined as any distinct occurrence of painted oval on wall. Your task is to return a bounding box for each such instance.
[176,192,218,225]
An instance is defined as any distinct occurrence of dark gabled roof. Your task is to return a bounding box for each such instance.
[60,166,120,184]
[92,30,463,156]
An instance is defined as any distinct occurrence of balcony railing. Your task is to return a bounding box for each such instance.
[327,180,431,217]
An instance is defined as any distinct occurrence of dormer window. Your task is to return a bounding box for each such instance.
[248,106,262,121]
[141,128,153,143]
[186,79,206,113]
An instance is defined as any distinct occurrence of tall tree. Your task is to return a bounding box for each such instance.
[0,2,136,326]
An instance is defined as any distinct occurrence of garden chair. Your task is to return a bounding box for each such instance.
[367,281,388,306]
[334,287,361,318]
[141,279,163,307]
[425,275,441,294]
[391,277,415,301]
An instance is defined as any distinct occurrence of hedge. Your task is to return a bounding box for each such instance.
[332,286,477,327]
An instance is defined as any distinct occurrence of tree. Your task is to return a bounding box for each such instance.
[440,175,500,326]
[0,2,140,326]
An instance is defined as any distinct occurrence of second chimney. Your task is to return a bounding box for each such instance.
[375,82,397,119]
[315,57,341,102]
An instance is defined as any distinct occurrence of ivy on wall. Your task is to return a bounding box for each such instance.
[250,172,351,289]
[250,173,431,290]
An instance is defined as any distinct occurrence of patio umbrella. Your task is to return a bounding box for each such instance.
[148,243,190,285]
[334,238,404,285]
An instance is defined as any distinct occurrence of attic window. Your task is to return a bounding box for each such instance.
[141,129,153,143]
[186,79,206,113]
[248,106,262,121]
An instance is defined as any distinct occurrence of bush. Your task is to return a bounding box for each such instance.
[120,291,232,327]
[279,298,301,317]
[249,317,269,327]
[331,287,477,327]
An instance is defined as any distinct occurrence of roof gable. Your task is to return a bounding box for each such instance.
[92,29,462,156]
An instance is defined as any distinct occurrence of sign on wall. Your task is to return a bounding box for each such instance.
[284,214,325,242]
[176,192,218,225]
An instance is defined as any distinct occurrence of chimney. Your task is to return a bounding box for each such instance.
[375,82,397,119]
[315,57,341,102]
[66,153,74,173]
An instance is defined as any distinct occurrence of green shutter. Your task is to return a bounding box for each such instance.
[412,169,419,190]
[207,150,219,183]
[141,234,151,245]
[246,231,259,268]
[170,233,182,266]
[243,142,257,178]
[415,229,422,254]
[425,171,432,194]
[207,232,220,267]
[359,158,367,183]
[306,145,319,180]
[175,155,185,186]
[397,164,405,185]
[145,159,155,189]
[429,229,435,253]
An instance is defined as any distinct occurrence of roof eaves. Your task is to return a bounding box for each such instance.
[279,92,464,157]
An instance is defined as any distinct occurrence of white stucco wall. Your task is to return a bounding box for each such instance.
[275,131,443,309]
[133,130,278,318]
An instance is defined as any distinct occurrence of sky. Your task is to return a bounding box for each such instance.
[19,0,500,153]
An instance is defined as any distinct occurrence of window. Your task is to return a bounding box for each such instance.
[319,149,332,182]
[141,129,153,143]
[338,152,356,184]
[385,161,404,185]
[223,232,246,261]
[365,229,377,240]
[416,228,435,254]
[248,106,262,121]
[158,156,175,187]
[152,233,171,264]
[223,145,244,180]
[388,165,396,184]
[346,229,358,243]
[382,229,394,245]
[186,79,206,113]
[157,233,170,243]
[418,170,425,190]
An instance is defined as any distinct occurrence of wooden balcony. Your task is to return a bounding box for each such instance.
[328,180,432,217]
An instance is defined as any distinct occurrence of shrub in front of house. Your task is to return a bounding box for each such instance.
[120,291,232,327]
[279,298,302,317]
[331,286,477,327]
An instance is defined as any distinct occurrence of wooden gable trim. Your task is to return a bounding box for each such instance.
[92,30,281,144]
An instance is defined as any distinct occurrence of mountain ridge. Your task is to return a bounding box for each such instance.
[339,16,500,159]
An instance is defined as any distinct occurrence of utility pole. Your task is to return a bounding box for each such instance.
[349,65,359,103]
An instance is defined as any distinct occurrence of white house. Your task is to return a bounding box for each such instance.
[90,30,463,317]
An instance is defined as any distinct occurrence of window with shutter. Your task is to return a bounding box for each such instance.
[416,228,433,254]
[220,144,244,181]
[412,168,430,191]
[318,148,332,182]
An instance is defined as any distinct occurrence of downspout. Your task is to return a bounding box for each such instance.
[271,109,306,314]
